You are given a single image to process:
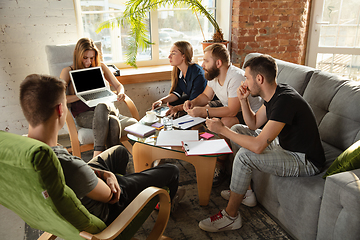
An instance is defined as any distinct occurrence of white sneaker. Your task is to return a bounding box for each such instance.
[220,190,257,207]
[199,209,242,232]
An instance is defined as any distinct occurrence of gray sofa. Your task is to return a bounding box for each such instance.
[243,53,360,240]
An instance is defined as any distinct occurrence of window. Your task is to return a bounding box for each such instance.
[307,0,360,81]
[74,0,231,68]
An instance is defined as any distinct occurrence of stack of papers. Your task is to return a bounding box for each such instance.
[124,123,156,137]
[156,130,198,146]
[172,115,206,129]
[182,139,233,156]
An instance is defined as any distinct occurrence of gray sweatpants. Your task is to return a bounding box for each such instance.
[229,124,320,195]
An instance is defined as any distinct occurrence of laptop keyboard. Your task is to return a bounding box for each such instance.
[81,90,114,101]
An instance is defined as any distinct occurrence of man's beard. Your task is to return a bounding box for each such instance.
[249,82,261,98]
[204,65,220,80]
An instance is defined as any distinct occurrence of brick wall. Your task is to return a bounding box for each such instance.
[231,0,311,66]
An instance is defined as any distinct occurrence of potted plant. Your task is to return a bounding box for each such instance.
[96,0,228,67]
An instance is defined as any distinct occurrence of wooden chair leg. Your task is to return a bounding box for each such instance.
[38,232,57,240]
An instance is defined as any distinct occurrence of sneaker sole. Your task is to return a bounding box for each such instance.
[199,221,242,232]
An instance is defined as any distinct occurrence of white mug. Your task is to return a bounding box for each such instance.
[146,111,157,122]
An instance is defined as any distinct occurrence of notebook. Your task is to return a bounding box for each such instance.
[181,139,233,156]
[124,123,156,137]
[172,115,206,129]
[69,66,117,107]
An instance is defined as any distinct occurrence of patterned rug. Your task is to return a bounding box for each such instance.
[133,159,293,240]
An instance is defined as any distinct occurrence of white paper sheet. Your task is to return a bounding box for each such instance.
[156,130,199,146]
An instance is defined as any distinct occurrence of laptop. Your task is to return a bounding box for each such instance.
[69,66,117,107]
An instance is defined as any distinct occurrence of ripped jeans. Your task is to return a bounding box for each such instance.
[75,103,121,151]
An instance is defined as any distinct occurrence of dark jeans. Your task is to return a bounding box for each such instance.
[88,145,179,225]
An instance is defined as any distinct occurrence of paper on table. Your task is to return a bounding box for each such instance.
[172,115,206,129]
[182,139,233,156]
[156,130,198,146]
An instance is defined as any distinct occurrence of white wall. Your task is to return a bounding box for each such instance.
[0,0,170,135]
[0,0,78,135]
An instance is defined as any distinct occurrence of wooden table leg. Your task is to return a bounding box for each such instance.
[132,142,217,206]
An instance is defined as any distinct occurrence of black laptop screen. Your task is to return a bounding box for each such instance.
[71,68,106,93]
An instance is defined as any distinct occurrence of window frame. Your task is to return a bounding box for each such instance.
[73,0,232,69]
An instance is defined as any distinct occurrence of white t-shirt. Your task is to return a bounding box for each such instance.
[207,64,263,112]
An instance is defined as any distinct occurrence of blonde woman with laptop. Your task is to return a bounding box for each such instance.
[60,38,136,157]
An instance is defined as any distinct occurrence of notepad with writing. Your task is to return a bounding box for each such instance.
[124,123,156,137]
[181,139,233,156]
[172,115,206,129]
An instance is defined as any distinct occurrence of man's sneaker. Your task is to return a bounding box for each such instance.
[171,188,186,213]
[220,189,257,207]
[212,167,226,188]
[199,209,242,232]
[155,188,186,212]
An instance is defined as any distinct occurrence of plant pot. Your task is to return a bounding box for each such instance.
[201,41,229,51]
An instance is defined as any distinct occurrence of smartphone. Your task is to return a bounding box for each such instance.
[153,106,169,117]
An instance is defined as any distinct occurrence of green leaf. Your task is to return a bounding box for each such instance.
[95,0,222,67]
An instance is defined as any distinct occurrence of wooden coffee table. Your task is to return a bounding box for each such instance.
[128,121,224,206]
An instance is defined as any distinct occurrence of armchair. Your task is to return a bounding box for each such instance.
[45,42,140,157]
[0,131,171,240]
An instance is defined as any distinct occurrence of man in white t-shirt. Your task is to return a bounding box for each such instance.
[183,44,262,128]
[183,43,262,187]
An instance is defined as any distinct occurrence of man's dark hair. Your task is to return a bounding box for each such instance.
[20,74,66,127]
[243,55,278,84]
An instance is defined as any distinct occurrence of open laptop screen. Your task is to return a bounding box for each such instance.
[70,67,106,93]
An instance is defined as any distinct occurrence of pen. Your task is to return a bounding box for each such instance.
[178,120,194,125]
[206,109,210,118]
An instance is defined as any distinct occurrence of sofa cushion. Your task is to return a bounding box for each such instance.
[317,169,360,240]
[243,53,314,95]
[304,74,360,151]
[252,170,325,240]
[323,140,360,178]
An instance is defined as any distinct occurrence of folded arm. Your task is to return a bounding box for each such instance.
[88,167,121,204]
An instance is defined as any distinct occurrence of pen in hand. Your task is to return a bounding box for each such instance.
[206,109,210,118]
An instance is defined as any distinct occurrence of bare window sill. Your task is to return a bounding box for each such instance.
[116,65,172,85]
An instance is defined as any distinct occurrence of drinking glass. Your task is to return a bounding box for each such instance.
[163,116,173,130]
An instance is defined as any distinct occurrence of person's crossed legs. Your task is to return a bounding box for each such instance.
[88,145,180,225]
[199,124,320,232]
